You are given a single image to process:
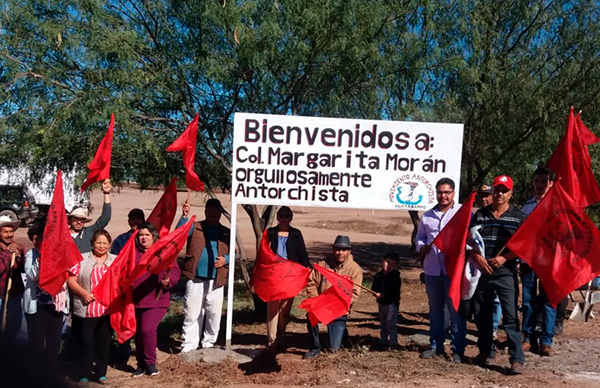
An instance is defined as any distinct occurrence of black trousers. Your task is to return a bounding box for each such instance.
[25,303,65,371]
[77,315,112,380]
[473,274,525,364]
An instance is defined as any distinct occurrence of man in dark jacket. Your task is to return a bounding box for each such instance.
[371,251,401,349]
[265,206,310,350]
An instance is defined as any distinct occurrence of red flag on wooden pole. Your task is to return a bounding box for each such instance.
[123,216,196,287]
[575,113,600,147]
[299,264,353,326]
[147,177,178,237]
[81,114,114,192]
[251,230,310,302]
[39,170,83,296]
[431,191,476,311]
[506,181,600,307]
[94,232,138,343]
[166,114,205,192]
[547,108,600,207]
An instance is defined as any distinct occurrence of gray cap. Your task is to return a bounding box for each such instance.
[332,235,351,249]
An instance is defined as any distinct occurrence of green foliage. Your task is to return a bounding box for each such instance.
[1,0,600,216]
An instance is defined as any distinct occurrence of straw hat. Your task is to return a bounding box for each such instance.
[0,215,20,230]
[67,207,93,223]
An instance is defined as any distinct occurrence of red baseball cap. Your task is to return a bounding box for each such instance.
[492,175,513,190]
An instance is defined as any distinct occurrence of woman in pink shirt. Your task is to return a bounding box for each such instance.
[68,230,115,386]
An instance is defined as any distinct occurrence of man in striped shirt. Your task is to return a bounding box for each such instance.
[470,175,525,375]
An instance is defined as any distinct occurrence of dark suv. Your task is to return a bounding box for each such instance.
[0,185,39,224]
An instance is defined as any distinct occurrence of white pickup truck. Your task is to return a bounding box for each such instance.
[0,168,90,223]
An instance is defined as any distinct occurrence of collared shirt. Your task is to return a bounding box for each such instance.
[522,197,539,217]
[416,202,462,276]
[69,262,109,318]
[0,244,25,298]
[111,230,134,255]
[176,217,230,279]
[276,235,289,259]
[471,204,525,276]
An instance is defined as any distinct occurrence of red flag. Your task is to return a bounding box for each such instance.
[39,170,82,296]
[94,232,137,343]
[166,114,205,192]
[299,264,353,326]
[575,113,600,147]
[147,177,179,237]
[81,114,114,192]
[547,108,600,207]
[431,191,476,311]
[506,182,600,307]
[250,230,310,302]
[124,216,196,287]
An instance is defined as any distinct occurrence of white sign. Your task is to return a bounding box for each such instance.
[232,113,464,210]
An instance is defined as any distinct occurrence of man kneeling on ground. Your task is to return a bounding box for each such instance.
[303,235,363,359]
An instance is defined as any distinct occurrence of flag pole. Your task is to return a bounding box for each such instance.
[0,252,17,333]
[225,202,238,351]
[156,188,192,301]
[353,281,378,296]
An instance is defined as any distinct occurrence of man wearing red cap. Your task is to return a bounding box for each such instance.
[469,175,526,374]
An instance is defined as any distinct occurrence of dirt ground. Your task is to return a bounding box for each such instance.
[12,187,600,387]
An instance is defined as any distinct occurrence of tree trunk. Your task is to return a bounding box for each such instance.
[240,203,277,314]
[221,209,251,289]
[408,210,420,252]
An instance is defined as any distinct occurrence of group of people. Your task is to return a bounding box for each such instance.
[261,206,401,360]
[0,167,574,382]
[0,180,186,385]
[417,167,565,375]
[0,186,398,382]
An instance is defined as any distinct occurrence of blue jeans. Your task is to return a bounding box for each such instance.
[521,268,536,342]
[474,274,524,364]
[535,286,557,346]
[307,315,347,351]
[492,295,501,331]
[425,274,467,353]
[522,268,557,346]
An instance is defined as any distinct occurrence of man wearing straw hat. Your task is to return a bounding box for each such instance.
[68,179,112,253]
[0,215,25,339]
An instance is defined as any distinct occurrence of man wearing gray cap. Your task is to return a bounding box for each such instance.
[303,235,363,359]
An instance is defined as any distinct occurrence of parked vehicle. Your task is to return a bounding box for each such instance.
[0,184,39,224]
[0,168,90,218]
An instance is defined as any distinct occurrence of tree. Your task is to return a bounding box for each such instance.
[429,0,600,199]
[2,0,600,277]
[0,0,412,287]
